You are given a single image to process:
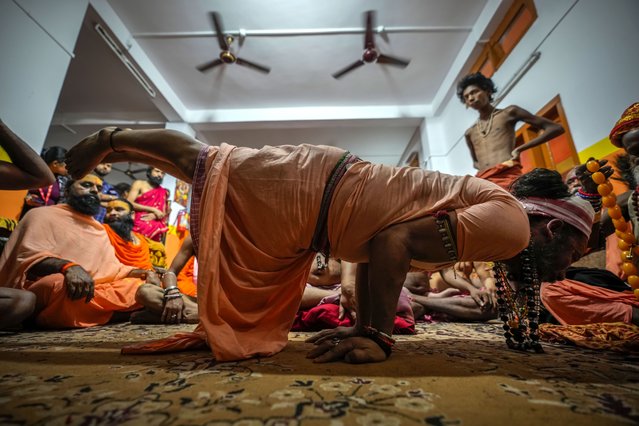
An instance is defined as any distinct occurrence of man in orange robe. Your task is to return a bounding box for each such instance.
[67,128,594,363]
[0,175,150,328]
[103,199,154,271]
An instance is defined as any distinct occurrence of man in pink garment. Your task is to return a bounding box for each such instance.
[127,167,169,241]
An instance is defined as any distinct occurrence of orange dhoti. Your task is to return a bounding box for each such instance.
[122,144,529,361]
[475,161,522,191]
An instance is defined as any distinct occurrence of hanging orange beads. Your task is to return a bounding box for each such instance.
[587,159,639,300]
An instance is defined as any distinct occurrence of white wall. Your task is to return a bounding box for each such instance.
[0,0,88,152]
[428,0,639,176]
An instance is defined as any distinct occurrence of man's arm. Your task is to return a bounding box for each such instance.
[464,133,480,170]
[0,120,55,190]
[29,257,95,302]
[167,236,194,276]
[440,266,490,309]
[509,105,565,160]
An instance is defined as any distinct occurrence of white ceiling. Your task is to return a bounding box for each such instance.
[49,0,503,166]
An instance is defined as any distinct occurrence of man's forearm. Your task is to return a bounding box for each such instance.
[29,257,73,278]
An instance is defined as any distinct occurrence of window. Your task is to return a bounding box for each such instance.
[470,0,537,77]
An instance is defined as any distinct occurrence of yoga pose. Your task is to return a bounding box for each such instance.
[65,127,593,363]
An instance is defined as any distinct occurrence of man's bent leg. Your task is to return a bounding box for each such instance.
[0,288,36,329]
[66,128,205,182]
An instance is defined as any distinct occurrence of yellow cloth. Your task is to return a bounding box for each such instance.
[0,204,141,328]
[123,144,529,361]
[0,146,10,162]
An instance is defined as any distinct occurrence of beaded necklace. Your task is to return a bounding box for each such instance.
[588,160,639,300]
[492,244,543,353]
[476,108,498,138]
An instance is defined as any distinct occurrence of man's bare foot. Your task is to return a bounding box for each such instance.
[130,309,161,324]
[66,127,117,178]
[183,308,199,324]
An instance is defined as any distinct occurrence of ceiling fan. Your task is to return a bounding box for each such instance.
[196,12,271,74]
[112,162,147,181]
[333,10,411,79]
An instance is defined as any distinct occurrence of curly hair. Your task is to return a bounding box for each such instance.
[456,72,497,103]
[510,168,571,199]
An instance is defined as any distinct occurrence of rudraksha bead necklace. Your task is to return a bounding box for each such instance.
[492,244,543,353]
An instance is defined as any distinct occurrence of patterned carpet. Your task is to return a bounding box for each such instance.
[0,322,637,425]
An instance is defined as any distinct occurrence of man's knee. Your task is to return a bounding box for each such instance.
[135,284,161,305]
[14,291,36,320]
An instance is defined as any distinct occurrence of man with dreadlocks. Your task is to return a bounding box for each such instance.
[65,127,597,362]
[456,72,564,190]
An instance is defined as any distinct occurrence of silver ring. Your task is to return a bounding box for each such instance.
[331,337,341,346]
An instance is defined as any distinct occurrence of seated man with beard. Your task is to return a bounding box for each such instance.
[0,174,153,328]
[103,198,155,271]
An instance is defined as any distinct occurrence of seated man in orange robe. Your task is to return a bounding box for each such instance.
[0,175,154,328]
[103,198,155,271]
[132,235,198,324]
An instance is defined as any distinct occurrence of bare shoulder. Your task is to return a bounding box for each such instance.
[505,104,533,118]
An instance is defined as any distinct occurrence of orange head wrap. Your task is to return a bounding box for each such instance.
[610,102,639,147]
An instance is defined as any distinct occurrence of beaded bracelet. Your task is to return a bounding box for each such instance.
[60,262,79,274]
[576,188,602,212]
[362,326,395,358]
[576,188,601,199]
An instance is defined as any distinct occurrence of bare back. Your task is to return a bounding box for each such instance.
[466,107,516,170]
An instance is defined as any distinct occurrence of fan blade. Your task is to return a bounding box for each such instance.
[332,60,365,79]
[210,12,228,51]
[377,54,410,68]
[236,57,271,74]
[197,58,224,72]
[364,10,376,50]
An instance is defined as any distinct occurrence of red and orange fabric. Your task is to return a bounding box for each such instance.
[541,280,639,325]
[177,256,197,297]
[123,144,528,361]
[103,224,154,270]
[609,102,639,147]
[475,161,523,191]
[0,204,141,328]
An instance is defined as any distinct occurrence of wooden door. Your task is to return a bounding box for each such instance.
[517,95,580,176]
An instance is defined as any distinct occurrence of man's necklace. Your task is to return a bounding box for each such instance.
[476,108,497,138]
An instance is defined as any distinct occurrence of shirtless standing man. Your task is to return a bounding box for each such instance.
[457,72,565,190]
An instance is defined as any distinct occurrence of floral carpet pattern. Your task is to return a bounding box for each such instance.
[0,322,637,425]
